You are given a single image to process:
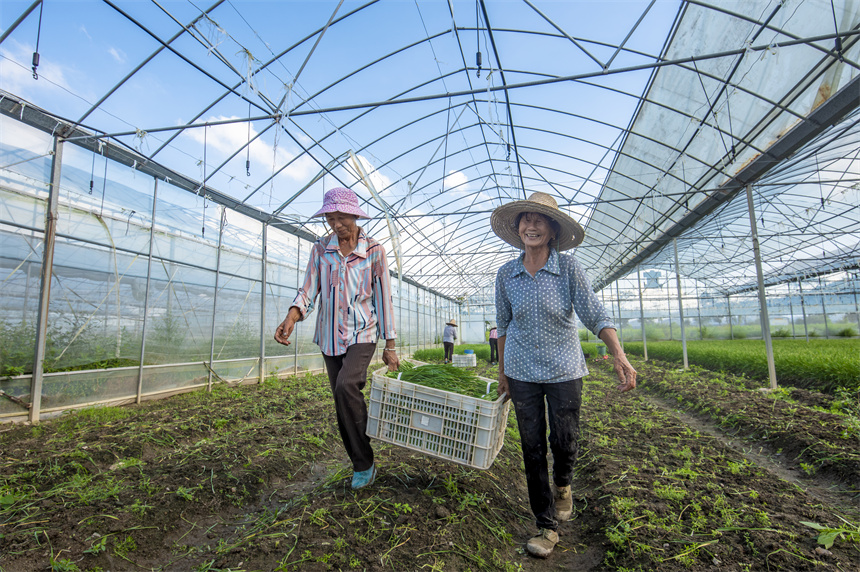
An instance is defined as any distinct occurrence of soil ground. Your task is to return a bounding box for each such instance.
[0,356,858,571]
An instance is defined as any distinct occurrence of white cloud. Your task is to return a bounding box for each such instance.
[443,170,468,190]
[107,46,126,64]
[79,25,92,41]
[0,39,76,101]
[181,115,318,183]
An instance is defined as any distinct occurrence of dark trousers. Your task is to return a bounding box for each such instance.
[507,376,583,531]
[322,343,377,472]
[489,339,498,363]
[443,342,454,362]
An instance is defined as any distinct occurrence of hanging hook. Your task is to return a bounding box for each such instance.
[31,1,44,80]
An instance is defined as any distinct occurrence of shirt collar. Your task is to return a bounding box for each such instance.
[323,227,368,258]
[513,249,560,276]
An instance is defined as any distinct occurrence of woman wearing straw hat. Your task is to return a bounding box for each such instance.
[442,319,458,363]
[274,187,399,490]
[491,192,636,558]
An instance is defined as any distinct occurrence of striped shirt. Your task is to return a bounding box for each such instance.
[495,249,615,383]
[489,328,498,340]
[291,228,396,356]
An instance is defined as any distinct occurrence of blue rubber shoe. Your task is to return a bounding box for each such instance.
[351,464,377,490]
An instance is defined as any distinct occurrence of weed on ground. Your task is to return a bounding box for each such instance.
[0,357,857,571]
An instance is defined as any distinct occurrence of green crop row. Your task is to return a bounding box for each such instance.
[413,344,492,362]
[621,339,860,394]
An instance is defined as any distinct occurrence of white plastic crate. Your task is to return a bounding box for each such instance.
[367,361,510,470]
[452,354,477,367]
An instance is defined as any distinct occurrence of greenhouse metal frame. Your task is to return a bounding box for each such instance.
[1,0,858,423]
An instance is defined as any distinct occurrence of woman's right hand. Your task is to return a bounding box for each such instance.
[497,370,510,402]
[274,307,301,346]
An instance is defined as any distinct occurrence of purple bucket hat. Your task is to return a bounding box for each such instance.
[312,187,370,219]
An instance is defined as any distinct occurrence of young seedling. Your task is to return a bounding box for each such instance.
[800,516,860,549]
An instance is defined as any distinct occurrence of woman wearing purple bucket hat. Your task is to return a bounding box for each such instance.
[274,187,399,490]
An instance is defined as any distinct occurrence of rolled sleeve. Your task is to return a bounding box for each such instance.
[569,257,615,336]
[495,269,512,337]
[291,243,322,320]
[372,244,397,340]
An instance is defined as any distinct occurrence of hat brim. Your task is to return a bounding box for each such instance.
[446,322,457,326]
[312,205,370,219]
[490,200,584,251]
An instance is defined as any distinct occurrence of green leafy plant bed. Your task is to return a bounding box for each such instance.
[573,359,860,571]
[1,357,858,571]
[625,358,860,489]
[621,339,860,394]
[385,361,492,399]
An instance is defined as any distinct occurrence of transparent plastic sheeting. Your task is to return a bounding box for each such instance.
[0,124,459,419]
[581,1,860,291]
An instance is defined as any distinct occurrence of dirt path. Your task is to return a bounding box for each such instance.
[641,393,860,519]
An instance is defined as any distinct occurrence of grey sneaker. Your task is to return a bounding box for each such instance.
[526,528,559,558]
[554,484,572,522]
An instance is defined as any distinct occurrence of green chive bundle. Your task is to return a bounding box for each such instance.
[386,362,493,400]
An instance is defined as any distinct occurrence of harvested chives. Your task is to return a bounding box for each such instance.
[386,362,493,400]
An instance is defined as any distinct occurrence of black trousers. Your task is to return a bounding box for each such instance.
[489,338,498,363]
[443,342,454,362]
[507,376,583,531]
[322,343,377,472]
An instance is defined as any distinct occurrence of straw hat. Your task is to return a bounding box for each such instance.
[490,192,584,251]
[446,319,457,327]
[312,187,370,219]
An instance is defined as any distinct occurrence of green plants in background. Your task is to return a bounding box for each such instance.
[620,339,860,393]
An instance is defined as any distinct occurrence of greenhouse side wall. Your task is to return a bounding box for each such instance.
[604,271,859,342]
[0,117,449,422]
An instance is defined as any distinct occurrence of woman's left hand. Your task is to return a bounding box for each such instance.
[613,353,637,392]
[382,348,400,372]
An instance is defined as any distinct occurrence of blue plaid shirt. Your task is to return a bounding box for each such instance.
[495,249,615,383]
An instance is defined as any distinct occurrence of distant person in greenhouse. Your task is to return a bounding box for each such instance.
[274,187,399,490]
[488,325,498,364]
[491,191,637,558]
[442,319,458,363]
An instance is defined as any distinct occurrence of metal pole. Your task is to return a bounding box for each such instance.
[818,275,830,339]
[666,276,673,340]
[637,266,648,361]
[673,239,688,369]
[23,259,32,324]
[695,280,703,339]
[207,207,226,391]
[398,276,403,354]
[745,185,777,389]
[137,178,159,404]
[294,239,300,376]
[30,136,63,424]
[788,282,797,338]
[853,272,860,336]
[799,277,809,342]
[259,223,267,383]
[726,294,733,340]
[615,280,624,347]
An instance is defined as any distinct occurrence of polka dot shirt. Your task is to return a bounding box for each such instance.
[495,249,616,383]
